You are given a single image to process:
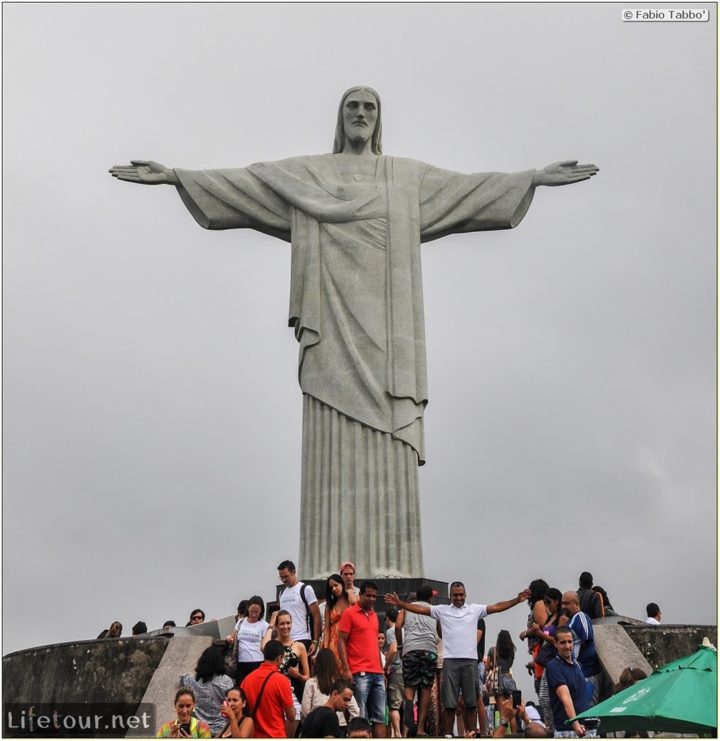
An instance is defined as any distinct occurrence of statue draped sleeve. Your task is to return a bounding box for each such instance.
[416,163,536,241]
[173,157,535,466]
[174,166,293,240]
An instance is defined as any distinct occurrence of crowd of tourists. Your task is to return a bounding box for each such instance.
[98,565,659,739]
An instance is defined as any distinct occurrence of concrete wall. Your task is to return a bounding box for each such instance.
[3,638,169,706]
[623,624,717,670]
[133,636,213,736]
[592,621,716,704]
[3,618,716,736]
[594,622,654,688]
[3,635,219,737]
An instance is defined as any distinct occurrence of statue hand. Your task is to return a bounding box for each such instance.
[535,160,599,186]
[109,160,177,185]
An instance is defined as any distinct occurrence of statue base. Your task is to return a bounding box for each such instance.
[277,576,450,617]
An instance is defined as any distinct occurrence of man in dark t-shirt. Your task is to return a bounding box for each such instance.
[545,626,591,736]
[577,572,602,620]
[477,617,486,662]
[301,680,354,738]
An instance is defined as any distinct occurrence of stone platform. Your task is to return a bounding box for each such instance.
[3,619,716,737]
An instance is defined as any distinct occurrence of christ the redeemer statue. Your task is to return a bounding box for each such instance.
[111,86,598,579]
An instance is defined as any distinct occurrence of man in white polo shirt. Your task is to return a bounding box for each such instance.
[386,582,530,735]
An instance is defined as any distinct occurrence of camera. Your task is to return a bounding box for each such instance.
[583,717,600,731]
[285,656,300,669]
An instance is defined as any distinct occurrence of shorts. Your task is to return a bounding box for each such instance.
[353,672,387,725]
[402,650,438,689]
[442,659,478,710]
[386,670,405,710]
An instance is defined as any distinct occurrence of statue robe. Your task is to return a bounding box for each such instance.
[174,155,535,578]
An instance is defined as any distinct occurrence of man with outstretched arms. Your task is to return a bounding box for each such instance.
[386,582,530,736]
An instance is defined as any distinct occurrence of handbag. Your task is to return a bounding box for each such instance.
[484,647,499,696]
[485,646,518,694]
[225,618,243,676]
[535,638,556,668]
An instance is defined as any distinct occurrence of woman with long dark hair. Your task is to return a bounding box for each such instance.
[179,646,234,736]
[216,686,253,738]
[322,574,351,667]
[521,579,550,639]
[519,578,550,692]
[97,621,122,639]
[226,595,269,685]
[486,630,517,694]
[593,585,615,616]
[527,586,563,701]
[301,647,359,729]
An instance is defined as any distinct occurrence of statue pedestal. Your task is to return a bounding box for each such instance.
[277,576,450,616]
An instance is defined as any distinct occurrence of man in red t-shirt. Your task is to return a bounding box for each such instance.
[338,581,387,738]
[241,640,296,738]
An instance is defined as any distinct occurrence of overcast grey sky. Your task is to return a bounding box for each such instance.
[3,2,716,697]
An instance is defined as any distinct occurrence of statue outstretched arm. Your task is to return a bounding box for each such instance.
[533,160,599,186]
[418,159,598,241]
[109,160,179,185]
[109,160,291,238]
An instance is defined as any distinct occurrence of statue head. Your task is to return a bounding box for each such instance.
[333,86,382,154]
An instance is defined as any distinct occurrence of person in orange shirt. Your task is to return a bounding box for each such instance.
[338,582,386,738]
[241,640,297,738]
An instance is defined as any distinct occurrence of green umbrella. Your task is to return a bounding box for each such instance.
[573,645,717,734]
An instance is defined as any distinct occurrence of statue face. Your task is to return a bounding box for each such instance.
[342,90,378,146]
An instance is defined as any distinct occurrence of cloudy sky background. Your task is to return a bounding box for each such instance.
[4,2,716,697]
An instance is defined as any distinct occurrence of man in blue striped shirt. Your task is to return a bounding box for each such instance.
[562,592,601,705]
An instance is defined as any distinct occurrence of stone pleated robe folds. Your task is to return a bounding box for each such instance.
[174,155,535,578]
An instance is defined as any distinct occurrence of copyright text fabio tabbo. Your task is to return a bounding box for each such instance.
[622,8,709,21]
